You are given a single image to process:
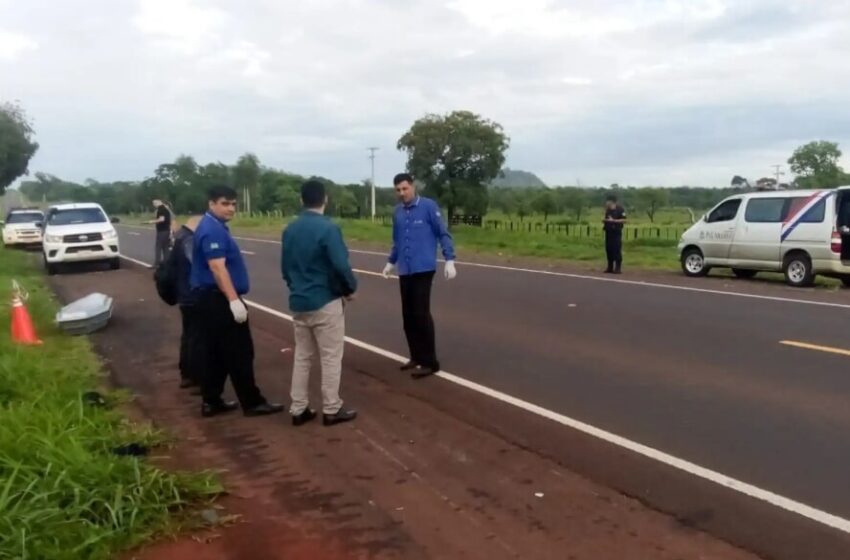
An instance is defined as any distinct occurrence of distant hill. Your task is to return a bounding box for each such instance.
[489,168,547,188]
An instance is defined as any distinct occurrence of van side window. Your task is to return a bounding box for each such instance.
[787,197,826,224]
[745,198,786,223]
[707,199,741,223]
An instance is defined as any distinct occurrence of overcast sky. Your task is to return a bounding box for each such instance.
[2,0,850,188]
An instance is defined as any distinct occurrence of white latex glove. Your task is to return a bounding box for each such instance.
[382,262,396,279]
[229,299,248,323]
[444,260,457,280]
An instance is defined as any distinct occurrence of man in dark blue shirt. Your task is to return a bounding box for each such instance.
[281,180,358,427]
[381,173,457,378]
[191,185,283,418]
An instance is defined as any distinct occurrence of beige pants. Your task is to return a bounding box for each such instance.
[289,298,345,415]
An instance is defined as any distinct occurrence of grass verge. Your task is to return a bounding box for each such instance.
[0,247,221,560]
[122,214,680,270]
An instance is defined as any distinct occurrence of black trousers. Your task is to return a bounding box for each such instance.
[196,290,265,408]
[179,304,204,385]
[605,230,623,270]
[399,271,439,370]
[154,230,171,266]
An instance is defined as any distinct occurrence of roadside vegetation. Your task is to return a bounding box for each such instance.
[0,247,220,560]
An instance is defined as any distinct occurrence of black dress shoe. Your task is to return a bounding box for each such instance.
[201,400,238,418]
[292,408,317,426]
[243,402,285,417]
[411,365,438,379]
[399,360,418,371]
[323,408,357,426]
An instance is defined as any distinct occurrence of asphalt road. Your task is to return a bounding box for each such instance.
[117,224,850,532]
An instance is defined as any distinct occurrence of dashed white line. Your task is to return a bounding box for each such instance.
[117,252,850,535]
[240,250,256,256]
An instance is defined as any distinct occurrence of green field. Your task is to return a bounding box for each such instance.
[0,248,220,560]
[126,213,685,270]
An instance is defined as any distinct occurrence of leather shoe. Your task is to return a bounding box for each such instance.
[292,408,317,426]
[411,365,438,379]
[243,402,285,417]
[201,400,238,418]
[323,408,357,426]
[399,360,418,371]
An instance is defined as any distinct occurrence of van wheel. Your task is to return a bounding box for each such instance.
[783,253,814,287]
[681,248,709,277]
[732,268,758,279]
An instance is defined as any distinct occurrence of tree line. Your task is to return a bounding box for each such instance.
[18,156,399,217]
[16,162,743,223]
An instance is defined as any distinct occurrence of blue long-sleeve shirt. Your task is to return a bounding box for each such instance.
[388,196,455,276]
[281,210,358,312]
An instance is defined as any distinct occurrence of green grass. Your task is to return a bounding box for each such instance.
[121,213,681,270]
[0,248,221,560]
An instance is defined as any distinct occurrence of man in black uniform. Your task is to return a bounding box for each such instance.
[147,199,172,266]
[603,195,627,274]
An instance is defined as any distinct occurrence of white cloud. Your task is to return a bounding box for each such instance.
[133,0,227,55]
[561,77,593,86]
[0,30,37,60]
[2,0,850,187]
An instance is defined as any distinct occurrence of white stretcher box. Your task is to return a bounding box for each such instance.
[56,293,114,335]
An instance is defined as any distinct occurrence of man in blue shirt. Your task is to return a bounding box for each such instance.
[192,185,284,418]
[381,173,457,378]
[281,180,358,427]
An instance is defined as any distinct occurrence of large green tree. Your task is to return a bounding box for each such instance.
[788,141,848,188]
[0,102,39,195]
[397,110,509,225]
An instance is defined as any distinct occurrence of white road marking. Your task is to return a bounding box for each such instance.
[127,231,141,236]
[240,250,256,256]
[117,252,850,535]
[121,225,850,310]
[780,340,850,357]
[120,255,152,268]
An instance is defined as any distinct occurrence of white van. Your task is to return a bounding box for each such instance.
[677,187,850,287]
[42,203,120,275]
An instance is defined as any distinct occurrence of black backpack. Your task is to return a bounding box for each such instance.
[154,250,179,306]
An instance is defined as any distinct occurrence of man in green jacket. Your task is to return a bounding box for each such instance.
[281,180,358,427]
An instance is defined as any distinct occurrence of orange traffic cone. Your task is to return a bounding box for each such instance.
[10,281,42,345]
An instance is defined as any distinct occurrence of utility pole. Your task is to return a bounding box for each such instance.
[368,147,379,220]
[771,164,785,184]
